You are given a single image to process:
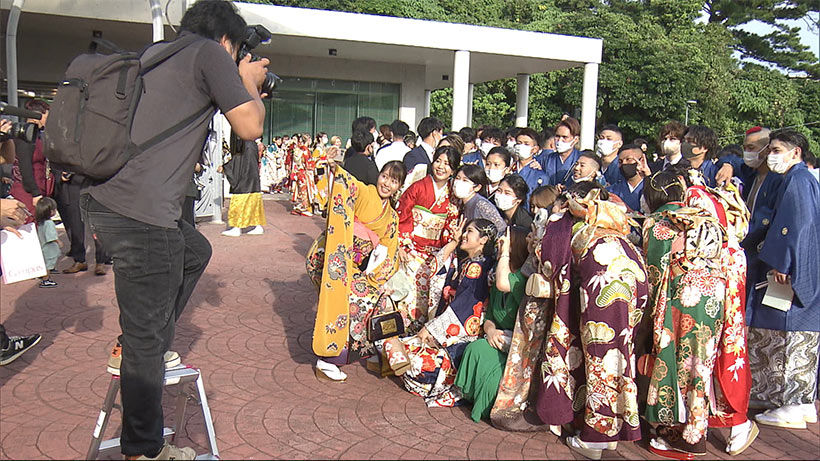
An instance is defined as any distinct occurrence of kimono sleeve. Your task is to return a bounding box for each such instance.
[427,261,489,347]
[396,179,420,243]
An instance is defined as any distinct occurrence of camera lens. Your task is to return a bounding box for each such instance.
[261,72,276,97]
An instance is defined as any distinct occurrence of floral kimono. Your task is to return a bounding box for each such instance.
[400,255,493,407]
[290,143,317,215]
[536,193,648,444]
[395,175,460,331]
[685,184,751,428]
[642,202,728,454]
[307,166,400,363]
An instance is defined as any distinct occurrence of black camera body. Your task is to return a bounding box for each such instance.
[237,25,280,97]
[0,103,41,143]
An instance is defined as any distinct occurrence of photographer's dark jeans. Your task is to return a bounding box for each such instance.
[80,194,212,456]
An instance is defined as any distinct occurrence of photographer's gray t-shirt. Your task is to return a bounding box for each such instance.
[89,34,252,228]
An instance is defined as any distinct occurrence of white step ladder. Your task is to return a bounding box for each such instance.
[86,366,219,460]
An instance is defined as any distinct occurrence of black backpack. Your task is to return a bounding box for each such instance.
[43,34,212,180]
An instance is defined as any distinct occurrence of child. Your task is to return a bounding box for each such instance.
[455,226,530,421]
[383,218,497,408]
[35,197,60,288]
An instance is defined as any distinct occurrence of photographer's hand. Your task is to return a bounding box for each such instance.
[226,55,268,140]
[238,54,270,95]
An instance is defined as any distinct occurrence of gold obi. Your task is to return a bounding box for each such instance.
[411,205,447,241]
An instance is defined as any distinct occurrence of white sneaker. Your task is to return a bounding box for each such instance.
[315,359,347,382]
[221,227,241,237]
[247,225,264,235]
[800,403,818,424]
[755,404,807,429]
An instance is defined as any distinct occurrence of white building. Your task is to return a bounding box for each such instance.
[3,0,602,148]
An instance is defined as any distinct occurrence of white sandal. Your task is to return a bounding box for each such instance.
[315,359,347,382]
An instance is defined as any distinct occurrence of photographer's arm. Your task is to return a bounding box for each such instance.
[224,54,267,140]
[0,121,14,165]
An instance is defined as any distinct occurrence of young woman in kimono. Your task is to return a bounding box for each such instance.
[307,160,408,382]
[535,182,648,460]
[290,139,316,216]
[455,226,529,422]
[641,171,729,459]
[394,146,462,331]
[383,218,497,407]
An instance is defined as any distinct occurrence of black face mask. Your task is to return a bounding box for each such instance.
[681,142,700,159]
[620,162,639,179]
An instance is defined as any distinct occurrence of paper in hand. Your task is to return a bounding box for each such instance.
[1,223,47,284]
[762,272,794,312]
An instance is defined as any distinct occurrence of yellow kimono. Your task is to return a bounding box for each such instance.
[309,166,400,361]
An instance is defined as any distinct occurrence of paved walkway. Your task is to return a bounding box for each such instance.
[1,198,818,460]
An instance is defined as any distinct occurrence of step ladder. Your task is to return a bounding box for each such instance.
[86,365,219,460]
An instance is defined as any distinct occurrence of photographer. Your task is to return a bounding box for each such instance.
[79,1,267,459]
[9,100,52,215]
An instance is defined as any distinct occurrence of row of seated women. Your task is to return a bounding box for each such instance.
[306,144,756,460]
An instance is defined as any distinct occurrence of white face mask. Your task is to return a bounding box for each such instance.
[480,142,495,155]
[743,149,765,168]
[321,137,328,144]
[767,150,795,174]
[515,144,534,160]
[486,168,506,184]
[574,173,597,183]
[810,168,819,183]
[506,139,516,149]
[662,139,681,156]
[556,139,574,153]
[453,179,475,199]
[495,193,517,211]
[596,139,617,157]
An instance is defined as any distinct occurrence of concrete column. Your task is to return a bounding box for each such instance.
[451,50,470,131]
[467,83,474,128]
[423,90,431,118]
[580,62,599,150]
[515,73,529,128]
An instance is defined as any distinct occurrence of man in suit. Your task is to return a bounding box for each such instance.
[403,116,444,173]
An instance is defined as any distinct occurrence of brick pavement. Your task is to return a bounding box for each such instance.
[1,197,818,460]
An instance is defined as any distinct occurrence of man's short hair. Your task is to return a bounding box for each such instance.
[516,128,541,146]
[458,127,477,145]
[180,0,247,47]
[598,124,622,139]
[618,143,644,157]
[417,116,444,140]
[578,151,602,171]
[350,130,374,153]
[352,116,376,135]
[770,129,809,156]
[480,127,503,143]
[555,117,581,137]
[389,120,409,138]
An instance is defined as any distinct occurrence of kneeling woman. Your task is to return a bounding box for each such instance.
[384,219,497,407]
[308,160,407,381]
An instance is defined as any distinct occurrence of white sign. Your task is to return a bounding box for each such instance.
[1,223,47,284]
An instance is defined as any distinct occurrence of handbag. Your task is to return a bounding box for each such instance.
[367,294,405,342]
[525,273,552,298]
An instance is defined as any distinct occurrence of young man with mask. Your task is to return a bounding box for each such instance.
[80,1,268,459]
[607,144,650,212]
[537,117,582,186]
[513,128,549,204]
[403,116,444,173]
[650,121,688,173]
[344,130,380,186]
[682,125,719,187]
[484,146,513,200]
[462,126,502,168]
[568,151,603,187]
[596,124,624,186]
[747,129,820,430]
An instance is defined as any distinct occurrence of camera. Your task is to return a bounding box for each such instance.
[237,25,280,98]
[0,103,41,143]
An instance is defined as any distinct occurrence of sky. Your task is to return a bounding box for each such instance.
[730,11,819,75]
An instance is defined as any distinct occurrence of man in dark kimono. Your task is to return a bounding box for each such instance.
[747,129,820,430]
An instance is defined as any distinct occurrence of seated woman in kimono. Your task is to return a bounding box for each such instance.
[307,160,407,382]
[383,218,497,408]
[455,225,529,422]
[535,181,648,460]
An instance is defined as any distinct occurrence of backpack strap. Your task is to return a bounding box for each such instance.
[90,38,126,54]
[140,33,204,75]
[137,104,214,152]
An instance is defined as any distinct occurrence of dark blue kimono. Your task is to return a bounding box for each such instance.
[601,155,623,187]
[537,148,580,186]
[748,163,820,332]
[517,162,549,206]
[461,151,485,169]
[607,179,644,212]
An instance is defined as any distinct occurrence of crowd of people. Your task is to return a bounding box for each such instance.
[306,114,819,460]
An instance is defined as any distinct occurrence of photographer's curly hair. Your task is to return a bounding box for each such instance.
[179,0,246,47]
[465,218,498,259]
